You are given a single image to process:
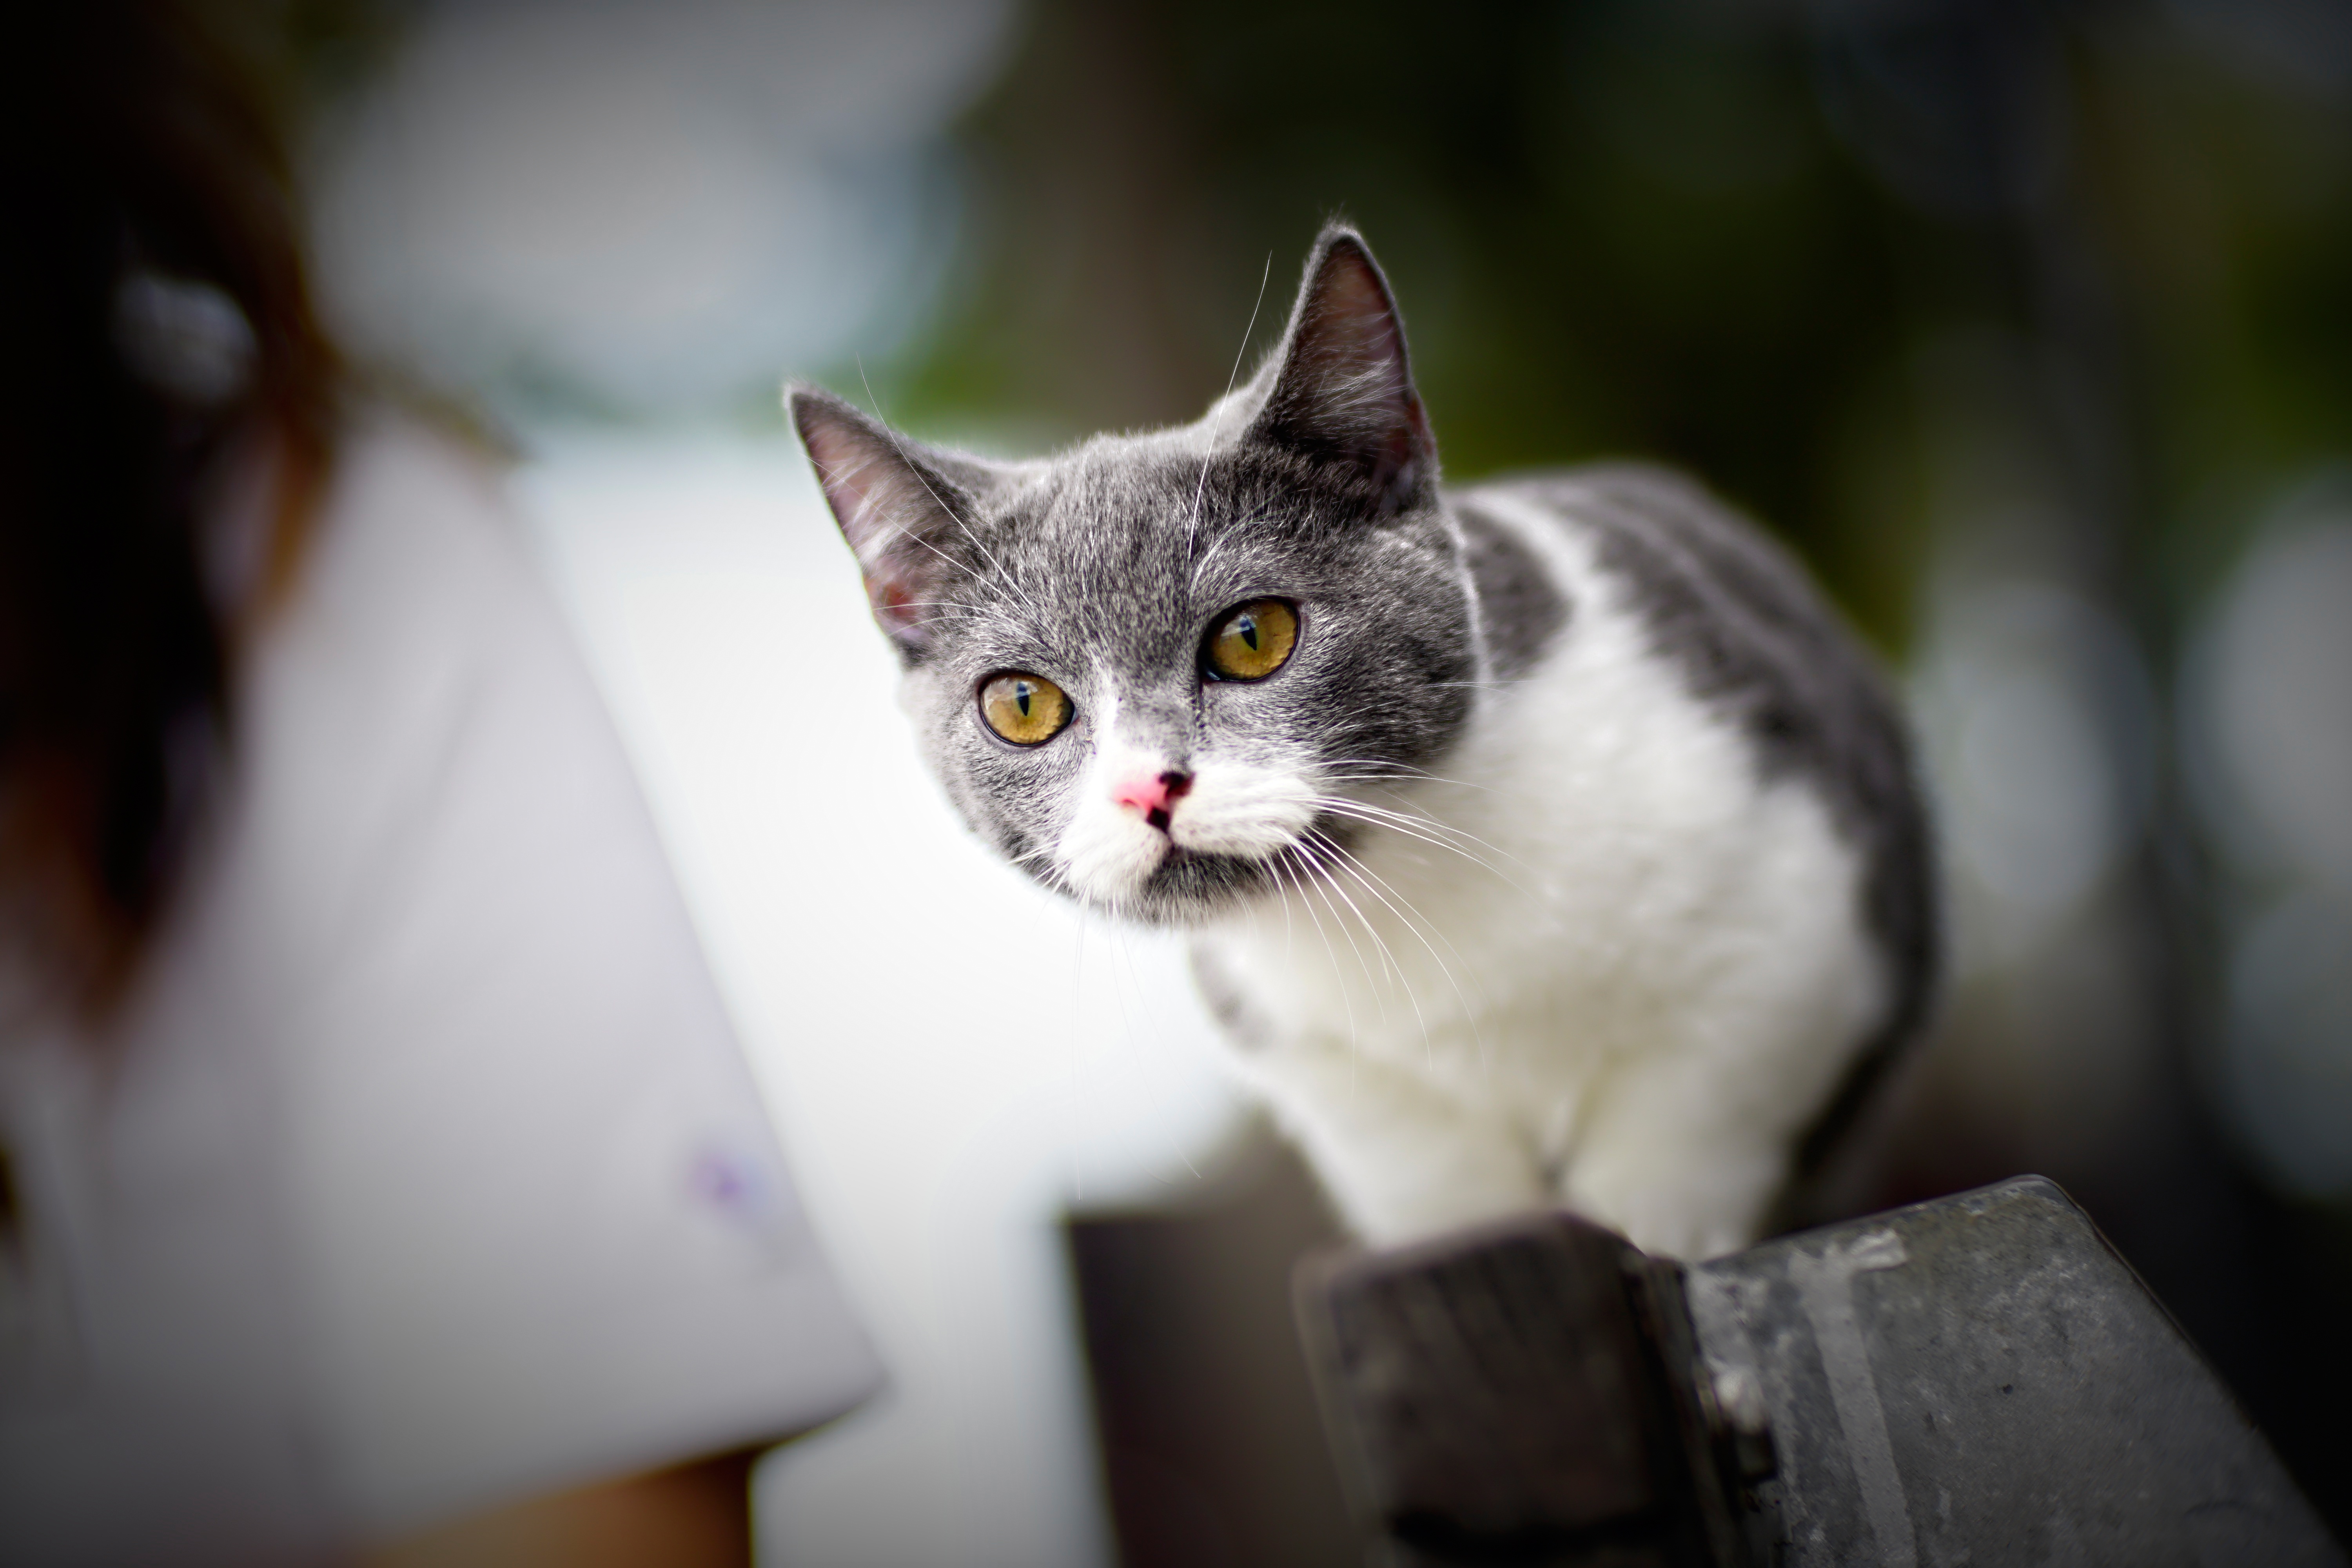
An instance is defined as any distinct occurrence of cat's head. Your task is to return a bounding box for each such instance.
[789,225,1475,926]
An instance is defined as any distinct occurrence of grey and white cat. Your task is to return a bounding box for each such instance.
[789,225,1934,1260]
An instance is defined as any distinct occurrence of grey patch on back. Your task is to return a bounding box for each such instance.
[1476,465,1939,1182]
[1452,499,1570,682]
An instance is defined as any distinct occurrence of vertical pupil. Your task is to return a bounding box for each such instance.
[1238,614,1259,651]
[1015,682,1033,718]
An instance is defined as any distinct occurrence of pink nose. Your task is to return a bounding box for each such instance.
[1114,769,1194,832]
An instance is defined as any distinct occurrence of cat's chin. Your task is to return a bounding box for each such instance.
[1067,846,1281,929]
[1061,817,1363,929]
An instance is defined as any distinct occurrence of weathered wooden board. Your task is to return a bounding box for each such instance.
[1297,1177,2343,1567]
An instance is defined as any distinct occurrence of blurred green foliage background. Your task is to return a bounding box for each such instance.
[884,0,2350,662]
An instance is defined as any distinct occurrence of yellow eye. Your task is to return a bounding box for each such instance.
[978,672,1072,744]
[1204,599,1299,681]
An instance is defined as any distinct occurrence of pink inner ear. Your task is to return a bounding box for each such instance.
[1319,258,1401,370]
[806,437,894,561]
[871,574,922,631]
[1306,245,1409,391]
[799,399,938,642]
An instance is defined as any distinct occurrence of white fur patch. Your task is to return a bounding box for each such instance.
[1196,492,1887,1260]
[1169,762,1320,859]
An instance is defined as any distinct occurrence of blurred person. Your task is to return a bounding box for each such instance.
[0,5,878,1564]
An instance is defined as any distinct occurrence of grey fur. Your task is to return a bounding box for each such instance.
[1454,499,1571,681]
[1476,466,1937,1175]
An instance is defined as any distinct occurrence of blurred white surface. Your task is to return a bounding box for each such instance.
[311,0,1014,412]
[306,5,1255,1555]
[514,430,1247,1568]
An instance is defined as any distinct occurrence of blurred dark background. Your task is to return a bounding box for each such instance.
[286,0,2352,1561]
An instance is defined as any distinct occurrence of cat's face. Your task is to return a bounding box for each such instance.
[793,228,1475,925]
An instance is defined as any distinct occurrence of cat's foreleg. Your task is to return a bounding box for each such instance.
[1239,1039,1549,1245]
[1554,1054,1790,1261]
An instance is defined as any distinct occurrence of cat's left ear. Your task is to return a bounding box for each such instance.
[1248,225,1435,512]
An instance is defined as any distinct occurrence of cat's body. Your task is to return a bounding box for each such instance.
[1191,470,1930,1257]
[792,227,1933,1259]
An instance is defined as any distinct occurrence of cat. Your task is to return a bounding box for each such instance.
[788,224,1935,1260]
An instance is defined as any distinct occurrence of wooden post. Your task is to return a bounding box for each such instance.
[1294,1212,1753,1567]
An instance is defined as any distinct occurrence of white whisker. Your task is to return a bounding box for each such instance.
[1312,783,1533,864]
[1318,760,1503,794]
[1314,805,1510,882]
[1273,848,1359,1057]
[1187,252,1274,563]
[1306,798,1533,893]
[1308,828,1493,1072]
[1306,851,1391,1026]
[1298,833,1432,1063]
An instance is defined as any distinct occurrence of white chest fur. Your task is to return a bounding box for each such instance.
[1193,490,1885,1259]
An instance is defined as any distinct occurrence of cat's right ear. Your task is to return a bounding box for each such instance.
[789,385,973,659]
